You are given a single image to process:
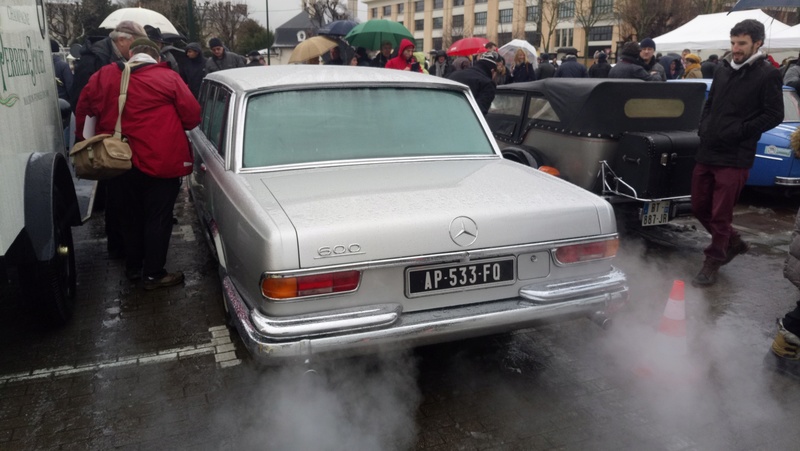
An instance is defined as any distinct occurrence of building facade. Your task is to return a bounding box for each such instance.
[361,0,620,60]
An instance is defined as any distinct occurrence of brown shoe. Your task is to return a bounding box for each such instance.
[143,271,184,291]
[721,235,750,266]
[692,258,722,287]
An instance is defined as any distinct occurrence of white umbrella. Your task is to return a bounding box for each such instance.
[99,8,179,35]
[498,39,538,70]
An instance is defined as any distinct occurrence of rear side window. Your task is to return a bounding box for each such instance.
[207,88,231,157]
[527,96,559,122]
[242,87,494,167]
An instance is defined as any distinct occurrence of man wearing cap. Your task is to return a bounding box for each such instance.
[691,19,783,287]
[246,51,264,67]
[554,50,587,78]
[638,38,665,81]
[701,54,719,78]
[609,42,660,81]
[75,39,201,290]
[180,43,206,99]
[69,20,147,260]
[144,25,179,73]
[448,51,502,115]
[206,37,246,73]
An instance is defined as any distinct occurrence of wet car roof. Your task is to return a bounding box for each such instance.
[204,65,470,93]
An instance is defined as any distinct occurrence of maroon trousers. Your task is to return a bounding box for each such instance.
[690,163,750,262]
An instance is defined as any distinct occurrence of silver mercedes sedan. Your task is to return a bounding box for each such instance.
[188,66,628,362]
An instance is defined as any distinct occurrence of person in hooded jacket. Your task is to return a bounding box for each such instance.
[385,39,423,72]
[701,54,719,78]
[430,50,454,77]
[448,51,501,115]
[180,42,206,99]
[554,54,587,78]
[588,51,611,78]
[783,54,800,91]
[660,53,684,79]
[609,42,660,81]
[75,38,201,290]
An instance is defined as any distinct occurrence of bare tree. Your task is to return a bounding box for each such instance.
[202,1,249,49]
[614,0,697,42]
[302,0,350,29]
[539,0,565,54]
[574,0,614,62]
[46,1,82,46]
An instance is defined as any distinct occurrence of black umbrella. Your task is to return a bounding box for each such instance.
[318,20,359,37]
[730,0,800,11]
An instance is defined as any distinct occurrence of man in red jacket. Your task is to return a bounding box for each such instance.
[76,38,202,290]
[385,39,423,72]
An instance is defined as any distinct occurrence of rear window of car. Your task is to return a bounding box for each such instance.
[242,88,494,167]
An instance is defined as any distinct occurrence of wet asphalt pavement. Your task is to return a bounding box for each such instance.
[2,186,800,450]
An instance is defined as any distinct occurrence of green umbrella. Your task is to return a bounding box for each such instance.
[344,19,415,51]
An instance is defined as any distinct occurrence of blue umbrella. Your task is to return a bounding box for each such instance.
[318,20,359,37]
[730,0,800,11]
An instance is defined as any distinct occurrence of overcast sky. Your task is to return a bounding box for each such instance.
[243,0,368,31]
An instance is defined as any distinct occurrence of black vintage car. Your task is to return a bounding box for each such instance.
[486,79,706,227]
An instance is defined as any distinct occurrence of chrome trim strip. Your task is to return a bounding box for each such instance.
[237,155,499,174]
[519,267,627,303]
[261,233,619,278]
[756,154,783,161]
[221,268,628,361]
[250,303,402,339]
[775,176,800,186]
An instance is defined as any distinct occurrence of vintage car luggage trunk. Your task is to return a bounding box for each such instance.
[613,131,699,199]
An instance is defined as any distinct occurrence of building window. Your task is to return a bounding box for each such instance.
[474,11,487,25]
[558,1,575,19]
[452,14,464,28]
[526,5,539,22]
[398,2,404,13]
[525,31,540,47]
[434,0,443,9]
[588,26,613,41]
[371,7,377,18]
[556,28,573,48]
[433,37,443,50]
[383,5,391,15]
[452,34,463,41]
[497,32,512,46]
[415,19,424,30]
[593,0,614,15]
[475,0,487,3]
[415,38,424,50]
[453,0,464,5]
[499,9,513,24]
[415,0,424,12]
[433,17,443,29]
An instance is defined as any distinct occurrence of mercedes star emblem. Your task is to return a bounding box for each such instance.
[449,216,478,247]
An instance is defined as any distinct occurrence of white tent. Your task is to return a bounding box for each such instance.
[766,24,800,50]
[653,9,789,52]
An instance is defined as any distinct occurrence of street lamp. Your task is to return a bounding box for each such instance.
[265,0,271,64]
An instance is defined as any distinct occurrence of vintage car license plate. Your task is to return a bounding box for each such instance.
[406,257,516,297]
[642,200,670,226]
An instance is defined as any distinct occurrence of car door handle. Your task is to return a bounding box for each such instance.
[200,163,207,172]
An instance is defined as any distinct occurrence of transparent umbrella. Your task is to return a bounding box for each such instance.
[498,39,538,70]
[99,8,179,35]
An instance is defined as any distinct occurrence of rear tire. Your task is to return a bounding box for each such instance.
[502,147,544,169]
[20,187,76,326]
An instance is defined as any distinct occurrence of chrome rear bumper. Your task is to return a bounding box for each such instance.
[222,267,628,362]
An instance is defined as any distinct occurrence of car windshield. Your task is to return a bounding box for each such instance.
[784,90,800,122]
[243,87,494,167]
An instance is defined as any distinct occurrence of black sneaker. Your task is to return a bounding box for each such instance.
[692,258,722,287]
[721,235,750,266]
[143,271,184,291]
[125,268,142,281]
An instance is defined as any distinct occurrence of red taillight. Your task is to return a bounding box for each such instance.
[262,270,361,299]
[555,239,619,264]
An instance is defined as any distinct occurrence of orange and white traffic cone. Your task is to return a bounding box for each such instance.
[635,280,698,382]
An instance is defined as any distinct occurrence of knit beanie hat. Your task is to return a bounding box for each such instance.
[620,42,640,60]
[639,38,656,50]
[209,37,223,48]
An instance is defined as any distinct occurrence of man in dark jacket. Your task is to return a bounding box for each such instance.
[609,42,660,81]
[536,54,556,79]
[701,54,719,78]
[554,54,587,78]
[638,38,666,81]
[691,19,784,287]
[371,41,393,68]
[206,37,246,73]
[180,42,206,99]
[588,51,611,78]
[430,50,454,77]
[448,51,501,115]
[75,39,202,290]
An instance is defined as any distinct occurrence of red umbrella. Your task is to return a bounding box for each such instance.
[447,37,490,57]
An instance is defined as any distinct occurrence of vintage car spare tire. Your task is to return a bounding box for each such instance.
[502,147,543,169]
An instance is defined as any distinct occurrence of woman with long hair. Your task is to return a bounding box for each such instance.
[510,49,536,83]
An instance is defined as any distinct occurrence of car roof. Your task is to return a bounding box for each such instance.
[204,65,470,93]
[496,78,707,134]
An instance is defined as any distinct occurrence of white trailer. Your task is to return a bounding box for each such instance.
[0,0,81,324]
